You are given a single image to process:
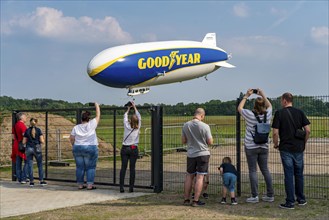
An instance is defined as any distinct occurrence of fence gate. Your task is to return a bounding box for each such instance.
[12,106,163,193]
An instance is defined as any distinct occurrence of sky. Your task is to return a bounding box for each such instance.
[1,0,328,106]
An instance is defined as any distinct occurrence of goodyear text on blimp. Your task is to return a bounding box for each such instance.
[138,51,201,70]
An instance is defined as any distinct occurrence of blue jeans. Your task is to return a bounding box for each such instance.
[26,147,44,182]
[222,172,237,192]
[16,156,27,182]
[73,145,98,185]
[245,148,274,197]
[280,151,305,205]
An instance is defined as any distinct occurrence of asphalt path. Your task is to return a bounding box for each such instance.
[0,180,150,218]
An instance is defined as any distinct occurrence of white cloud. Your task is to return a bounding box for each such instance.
[233,2,249,18]
[228,35,287,58]
[311,26,329,45]
[1,7,132,44]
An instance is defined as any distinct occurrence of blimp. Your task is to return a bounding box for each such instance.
[87,33,234,96]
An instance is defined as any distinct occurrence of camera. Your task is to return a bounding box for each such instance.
[124,101,133,107]
[88,102,94,106]
[253,89,258,94]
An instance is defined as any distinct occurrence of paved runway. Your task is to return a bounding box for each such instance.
[0,180,150,218]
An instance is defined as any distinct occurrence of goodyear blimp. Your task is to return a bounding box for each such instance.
[87,33,234,96]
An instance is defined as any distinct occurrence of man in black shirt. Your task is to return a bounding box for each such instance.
[272,92,311,209]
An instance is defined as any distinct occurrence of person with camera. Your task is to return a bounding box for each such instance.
[272,92,311,209]
[22,118,47,187]
[70,102,100,190]
[12,112,28,184]
[237,88,274,203]
[120,101,141,193]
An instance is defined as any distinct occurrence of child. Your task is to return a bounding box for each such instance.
[218,157,238,205]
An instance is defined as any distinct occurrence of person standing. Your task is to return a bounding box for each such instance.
[120,101,141,193]
[219,157,238,205]
[23,118,47,187]
[12,112,28,184]
[70,102,100,190]
[238,88,274,203]
[272,92,311,209]
[182,108,213,207]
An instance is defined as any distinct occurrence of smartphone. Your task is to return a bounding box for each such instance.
[253,89,258,94]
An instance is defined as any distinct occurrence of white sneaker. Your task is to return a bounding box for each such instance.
[262,196,274,202]
[246,196,259,203]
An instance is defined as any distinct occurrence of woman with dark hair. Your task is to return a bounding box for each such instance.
[120,101,141,193]
[23,118,47,187]
[238,88,274,203]
[70,102,100,190]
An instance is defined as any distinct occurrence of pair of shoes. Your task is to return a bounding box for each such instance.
[129,188,134,193]
[246,196,259,203]
[297,200,307,206]
[279,203,295,209]
[87,186,96,190]
[120,188,125,193]
[202,193,209,199]
[183,199,190,206]
[40,181,47,186]
[231,198,238,205]
[220,197,226,204]
[262,196,274,202]
[29,182,35,187]
[191,200,205,207]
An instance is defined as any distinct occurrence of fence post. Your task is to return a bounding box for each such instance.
[45,111,49,179]
[151,105,163,193]
[236,98,241,197]
[11,112,17,181]
[113,109,117,184]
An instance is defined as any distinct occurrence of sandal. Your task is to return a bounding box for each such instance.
[78,185,86,190]
[87,185,97,190]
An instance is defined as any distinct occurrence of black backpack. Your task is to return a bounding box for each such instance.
[250,111,270,144]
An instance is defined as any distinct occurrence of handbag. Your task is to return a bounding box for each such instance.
[18,141,25,153]
[286,109,306,140]
[14,126,25,153]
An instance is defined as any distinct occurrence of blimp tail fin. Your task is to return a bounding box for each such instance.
[215,61,235,68]
[202,33,217,47]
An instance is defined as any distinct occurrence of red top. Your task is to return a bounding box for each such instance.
[11,121,27,161]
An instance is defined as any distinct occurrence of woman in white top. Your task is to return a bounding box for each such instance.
[70,102,100,190]
[238,88,274,203]
[120,101,141,193]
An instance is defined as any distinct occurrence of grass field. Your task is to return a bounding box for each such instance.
[2,188,329,220]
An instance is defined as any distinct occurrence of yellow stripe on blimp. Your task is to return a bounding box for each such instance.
[89,57,124,77]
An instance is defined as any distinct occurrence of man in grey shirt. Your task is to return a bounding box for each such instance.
[182,108,213,207]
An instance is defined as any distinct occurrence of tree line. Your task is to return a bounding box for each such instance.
[0,95,328,116]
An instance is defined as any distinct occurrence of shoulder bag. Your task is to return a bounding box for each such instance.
[286,108,306,140]
[14,126,25,153]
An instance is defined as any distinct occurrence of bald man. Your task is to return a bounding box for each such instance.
[182,108,213,207]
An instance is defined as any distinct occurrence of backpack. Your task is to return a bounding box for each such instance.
[250,111,270,144]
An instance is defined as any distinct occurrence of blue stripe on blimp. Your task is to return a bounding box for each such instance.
[91,48,227,88]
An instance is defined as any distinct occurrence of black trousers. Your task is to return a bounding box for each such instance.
[119,145,138,189]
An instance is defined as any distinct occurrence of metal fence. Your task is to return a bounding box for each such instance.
[161,96,329,199]
[5,106,162,192]
[1,96,328,199]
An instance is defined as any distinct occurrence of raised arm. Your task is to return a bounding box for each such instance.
[258,88,272,109]
[237,89,253,114]
[94,102,101,124]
